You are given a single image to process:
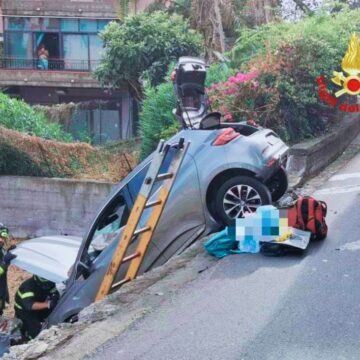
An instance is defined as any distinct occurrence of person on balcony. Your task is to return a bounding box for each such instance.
[37,44,49,70]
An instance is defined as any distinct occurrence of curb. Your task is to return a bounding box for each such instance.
[286,114,360,187]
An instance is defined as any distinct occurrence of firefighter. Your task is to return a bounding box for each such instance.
[0,223,16,316]
[14,275,59,340]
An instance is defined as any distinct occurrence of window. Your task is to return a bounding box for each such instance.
[6,32,32,60]
[88,194,130,257]
[41,18,60,31]
[63,34,89,70]
[93,109,121,143]
[61,19,78,32]
[89,35,103,70]
[80,19,97,32]
[29,18,41,31]
[5,17,32,30]
[97,20,111,31]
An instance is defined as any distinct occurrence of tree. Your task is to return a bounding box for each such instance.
[95,11,203,100]
[191,0,228,61]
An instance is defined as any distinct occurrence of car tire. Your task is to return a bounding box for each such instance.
[266,167,288,202]
[214,175,272,226]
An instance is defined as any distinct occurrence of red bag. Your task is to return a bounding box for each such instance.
[288,196,328,240]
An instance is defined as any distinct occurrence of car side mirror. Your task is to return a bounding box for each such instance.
[199,112,221,130]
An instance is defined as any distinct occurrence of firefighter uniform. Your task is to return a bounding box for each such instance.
[14,276,59,340]
[0,248,9,315]
[0,224,15,315]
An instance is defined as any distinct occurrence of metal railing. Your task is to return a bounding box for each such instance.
[0,58,101,72]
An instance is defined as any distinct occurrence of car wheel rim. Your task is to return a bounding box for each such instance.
[223,184,262,219]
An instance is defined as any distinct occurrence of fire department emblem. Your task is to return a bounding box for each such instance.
[332,32,360,97]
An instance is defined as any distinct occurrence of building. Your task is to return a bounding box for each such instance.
[0,0,137,144]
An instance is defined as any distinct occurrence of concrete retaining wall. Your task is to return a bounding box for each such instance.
[0,176,113,238]
[287,114,360,185]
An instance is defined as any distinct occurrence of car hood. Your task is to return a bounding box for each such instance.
[11,235,83,283]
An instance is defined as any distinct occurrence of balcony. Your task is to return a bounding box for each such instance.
[0,58,101,72]
[0,58,102,88]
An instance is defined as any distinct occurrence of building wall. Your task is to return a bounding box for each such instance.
[2,0,118,18]
[136,0,156,12]
[0,70,101,89]
[16,86,134,141]
[0,176,114,238]
[0,1,138,142]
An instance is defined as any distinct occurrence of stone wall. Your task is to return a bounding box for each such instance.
[287,113,360,185]
[0,176,114,238]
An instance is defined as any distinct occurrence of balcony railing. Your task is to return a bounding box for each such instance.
[0,58,101,72]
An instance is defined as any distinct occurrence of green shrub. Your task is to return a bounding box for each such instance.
[139,81,178,160]
[231,11,360,67]
[0,141,49,177]
[96,11,203,93]
[0,94,72,141]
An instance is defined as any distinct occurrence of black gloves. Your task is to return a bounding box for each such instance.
[3,252,16,266]
[50,291,60,303]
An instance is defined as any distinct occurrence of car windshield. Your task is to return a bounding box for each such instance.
[87,194,129,259]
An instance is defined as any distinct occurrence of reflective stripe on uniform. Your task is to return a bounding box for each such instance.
[0,231,8,238]
[14,301,22,310]
[0,266,4,276]
[17,291,35,299]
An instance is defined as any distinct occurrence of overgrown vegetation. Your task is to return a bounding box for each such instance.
[139,81,177,159]
[0,94,72,142]
[206,10,360,142]
[96,11,203,99]
[33,103,78,132]
[0,127,138,181]
[0,141,48,177]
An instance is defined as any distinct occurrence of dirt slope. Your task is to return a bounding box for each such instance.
[0,126,139,182]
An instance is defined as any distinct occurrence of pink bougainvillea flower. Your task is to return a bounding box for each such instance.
[228,76,238,84]
[235,73,246,82]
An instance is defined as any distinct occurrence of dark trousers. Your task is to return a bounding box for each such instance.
[15,309,50,340]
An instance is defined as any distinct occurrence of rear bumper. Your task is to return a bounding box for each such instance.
[257,146,289,182]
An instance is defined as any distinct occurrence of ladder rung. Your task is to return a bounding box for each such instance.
[156,172,173,181]
[134,226,151,236]
[111,277,131,289]
[145,200,162,209]
[121,252,141,264]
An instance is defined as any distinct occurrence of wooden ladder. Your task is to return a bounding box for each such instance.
[96,138,190,301]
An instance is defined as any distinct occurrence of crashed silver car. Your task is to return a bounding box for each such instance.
[12,57,289,327]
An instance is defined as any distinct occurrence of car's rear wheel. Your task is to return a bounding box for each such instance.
[214,175,272,225]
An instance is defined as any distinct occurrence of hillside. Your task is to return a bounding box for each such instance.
[0,126,139,182]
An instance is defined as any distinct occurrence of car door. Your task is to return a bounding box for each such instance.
[127,147,206,269]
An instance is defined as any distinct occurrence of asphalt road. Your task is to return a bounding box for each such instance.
[88,151,360,360]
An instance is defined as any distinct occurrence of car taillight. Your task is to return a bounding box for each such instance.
[247,119,258,127]
[266,158,277,167]
[212,128,240,146]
